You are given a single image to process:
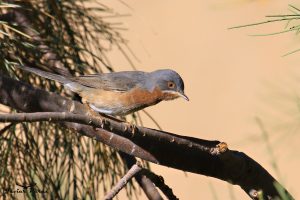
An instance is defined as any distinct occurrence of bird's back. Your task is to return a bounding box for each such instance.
[70,71,151,92]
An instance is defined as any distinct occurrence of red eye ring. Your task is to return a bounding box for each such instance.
[168,81,175,89]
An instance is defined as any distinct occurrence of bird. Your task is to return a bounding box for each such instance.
[16,66,189,116]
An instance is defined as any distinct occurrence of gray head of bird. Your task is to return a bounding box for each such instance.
[149,69,189,101]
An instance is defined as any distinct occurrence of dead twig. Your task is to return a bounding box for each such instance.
[104,162,143,200]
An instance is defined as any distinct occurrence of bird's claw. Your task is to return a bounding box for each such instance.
[123,122,137,135]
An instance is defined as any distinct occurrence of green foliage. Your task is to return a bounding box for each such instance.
[0,1,142,199]
[274,182,294,200]
[0,122,132,199]
[229,5,300,56]
[230,5,299,199]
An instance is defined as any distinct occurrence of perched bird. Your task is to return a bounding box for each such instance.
[16,66,189,116]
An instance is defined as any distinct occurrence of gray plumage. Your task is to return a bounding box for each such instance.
[15,65,188,115]
[15,66,185,93]
[17,66,72,84]
[72,71,150,91]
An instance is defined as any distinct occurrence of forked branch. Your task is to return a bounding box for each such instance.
[103,162,178,200]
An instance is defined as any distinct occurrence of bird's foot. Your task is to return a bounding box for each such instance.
[122,121,137,135]
[81,103,107,129]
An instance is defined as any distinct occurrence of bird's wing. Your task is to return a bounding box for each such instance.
[16,65,151,92]
[71,71,149,92]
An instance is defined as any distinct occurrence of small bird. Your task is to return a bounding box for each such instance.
[16,66,189,116]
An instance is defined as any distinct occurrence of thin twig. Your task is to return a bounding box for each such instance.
[228,17,300,29]
[119,152,163,200]
[266,14,300,17]
[104,160,178,200]
[142,110,162,130]
[289,4,300,13]
[104,162,143,200]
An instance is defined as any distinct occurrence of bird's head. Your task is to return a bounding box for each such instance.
[150,69,189,101]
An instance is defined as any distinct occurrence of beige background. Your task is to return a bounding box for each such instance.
[105,0,300,199]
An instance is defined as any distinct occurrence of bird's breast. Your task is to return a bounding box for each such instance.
[79,87,164,115]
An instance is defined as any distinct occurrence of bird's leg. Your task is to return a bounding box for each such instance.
[96,114,136,134]
[80,100,106,128]
[80,98,95,116]
[101,113,125,123]
[120,116,137,135]
[82,101,136,133]
[83,103,129,130]
[95,114,136,133]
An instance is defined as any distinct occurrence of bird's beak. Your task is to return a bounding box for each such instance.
[162,90,189,101]
[178,92,189,101]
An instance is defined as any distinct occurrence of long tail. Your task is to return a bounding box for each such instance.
[14,65,71,84]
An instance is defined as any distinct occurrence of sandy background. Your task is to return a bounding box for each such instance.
[104,0,300,199]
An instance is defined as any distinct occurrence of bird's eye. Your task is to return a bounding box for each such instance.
[167,81,175,89]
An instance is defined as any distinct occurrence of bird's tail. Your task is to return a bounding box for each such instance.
[14,65,71,84]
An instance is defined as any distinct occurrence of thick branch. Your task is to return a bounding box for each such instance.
[0,112,223,158]
[0,74,294,200]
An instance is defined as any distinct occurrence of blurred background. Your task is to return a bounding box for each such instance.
[104,0,300,199]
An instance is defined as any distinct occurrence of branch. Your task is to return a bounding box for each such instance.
[103,162,143,200]
[0,74,294,200]
[139,168,178,200]
[119,152,163,200]
[0,112,225,158]
[103,162,177,200]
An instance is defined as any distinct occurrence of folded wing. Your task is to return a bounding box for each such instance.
[71,71,148,92]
